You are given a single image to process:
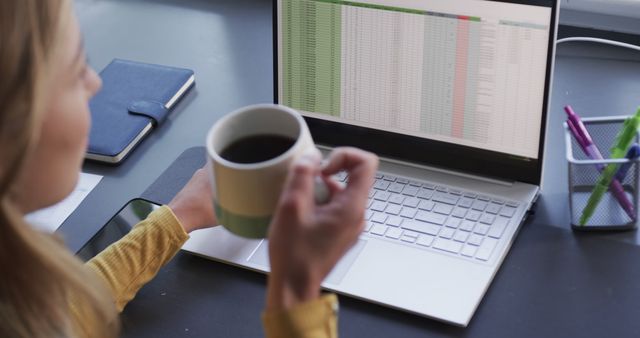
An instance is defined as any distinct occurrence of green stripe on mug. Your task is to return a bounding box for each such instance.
[215,202,271,238]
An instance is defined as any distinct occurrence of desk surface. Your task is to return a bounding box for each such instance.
[66,0,640,336]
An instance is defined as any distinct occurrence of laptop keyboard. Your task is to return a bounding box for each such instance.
[334,171,520,263]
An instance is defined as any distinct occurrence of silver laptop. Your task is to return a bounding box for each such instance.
[183,0,558,327]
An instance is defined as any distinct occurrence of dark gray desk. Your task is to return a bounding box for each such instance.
[65,0,640,336]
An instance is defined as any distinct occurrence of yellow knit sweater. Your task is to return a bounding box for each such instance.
[85,206,337,337]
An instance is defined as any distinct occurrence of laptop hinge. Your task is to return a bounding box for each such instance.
[317,145,517,187]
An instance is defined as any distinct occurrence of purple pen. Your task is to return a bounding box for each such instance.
[567,118,604,172]
[565,105,636,220]
[565,106,600,165]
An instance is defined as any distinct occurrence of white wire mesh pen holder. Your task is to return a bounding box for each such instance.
[564,116,640,230]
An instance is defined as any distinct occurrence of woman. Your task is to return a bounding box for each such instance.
[0,0,378,337]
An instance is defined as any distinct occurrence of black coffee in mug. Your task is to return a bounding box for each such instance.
[207,104,327,238]
[220,134,296,164]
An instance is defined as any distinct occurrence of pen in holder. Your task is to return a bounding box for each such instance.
[565,116,640,231]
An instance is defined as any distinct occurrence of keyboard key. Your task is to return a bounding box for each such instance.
[436,186,448,192]
[401,219,441,236]
[383,175,396,182]
[458,197,474,208]
[449,189,463,195]
[488,217,509,238]
[423,182,436,189]
[335,171,348,182]
[433,192,459,205]
[417,188,434,200]
[452,207,468,218]
[396,178,409,184]
[366,199,373,208]
[388,183,405,193]
[500,206,517,218]
[403,229,419,238]
[476,238,498,261]
[506,201,520,208]
[371,212,388,224]
[384,204,401,215]
[474,224,490,235]
[466,210,482,221]
[461,245,477,257]
[364,221,374,232]
[373,180,390,190]
[478,195,491,201]
[371,224,387,236]
[400,207,417,219]
[418,200,435,211]
[374,190,391,201]
[386,216,403,227]
[402,185,419,196]
[403,197,420,208]
[416,234,435,247]
[439,227,455,239]
[388,193,405,205]
[459,220,475,232]
[463,192,477,198]
[485,203,501,214]
[444,217,461,228]
[365,210,373,220]
[401,235,417,243]
[416,211,446,225]
[433,203,454,215]
[368,189,375,198]
[371,201,386,212]
[492,198,505,204]
[468,233,484,246]
[385,227,403,239]
[375,173,383,179]
[472,200,487,211]
[408,180,422,186]
[453,230,469,242]
[433,238,463,254]
[479,213,496,225]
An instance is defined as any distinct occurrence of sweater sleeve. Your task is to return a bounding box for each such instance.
[262,294,339,338]
[86,205,339,337]
[85,205,189,312]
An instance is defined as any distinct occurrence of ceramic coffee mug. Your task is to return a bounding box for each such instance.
[206,104,327,238]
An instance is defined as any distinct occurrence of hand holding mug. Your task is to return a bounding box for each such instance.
[266,147,379,310]
[206,104,329,238]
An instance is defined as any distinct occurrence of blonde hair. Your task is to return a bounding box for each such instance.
[0,1,118,337]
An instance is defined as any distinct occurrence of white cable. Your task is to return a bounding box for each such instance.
[556,37,640,52]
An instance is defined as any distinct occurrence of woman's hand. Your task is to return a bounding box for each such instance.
[168,166,217,233]
[266,147,378,310]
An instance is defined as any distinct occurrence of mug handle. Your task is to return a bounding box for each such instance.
[313,176,331,205]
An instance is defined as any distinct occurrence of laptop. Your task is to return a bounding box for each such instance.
[183,0,558,327]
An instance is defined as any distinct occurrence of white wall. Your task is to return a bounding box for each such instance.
[560,0,640,35]
[562,0,640,19]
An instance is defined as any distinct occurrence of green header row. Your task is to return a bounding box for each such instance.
[312,0,481,21]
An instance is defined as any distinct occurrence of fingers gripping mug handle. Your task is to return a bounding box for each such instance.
[314,176,330,205]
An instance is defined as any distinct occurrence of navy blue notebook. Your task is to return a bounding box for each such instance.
[87,59,195,164]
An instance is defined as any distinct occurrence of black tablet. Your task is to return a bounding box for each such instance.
[76,198,161,261]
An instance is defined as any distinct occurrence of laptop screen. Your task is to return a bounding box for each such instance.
[274,0,557,184]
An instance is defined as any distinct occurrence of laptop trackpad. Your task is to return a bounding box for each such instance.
[325,239,367,285]
[247,239,368,286]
